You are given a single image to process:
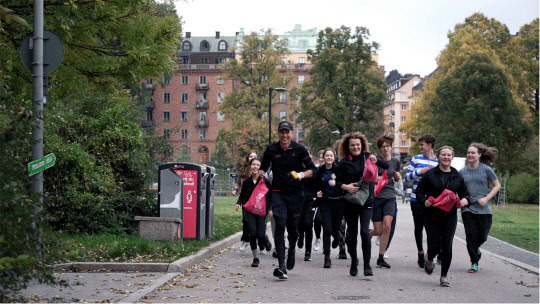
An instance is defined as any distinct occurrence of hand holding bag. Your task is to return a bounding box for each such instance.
[430,189,459,212]
[363,156,378,183]
[243,178,268,216]
[374,171,388,197]
[343,178,370,206]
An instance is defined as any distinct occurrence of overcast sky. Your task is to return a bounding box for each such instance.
[174,0,538,77]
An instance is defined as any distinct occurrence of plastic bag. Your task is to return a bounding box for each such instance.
[243,178,268,216]
[363,156,378,183]
[374,171,388,197]
[430,189,460,212]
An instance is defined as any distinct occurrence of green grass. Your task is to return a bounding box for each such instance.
[489,204,539,253]
[50,197,241,263]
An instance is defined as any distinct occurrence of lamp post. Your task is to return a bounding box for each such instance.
[328,129,341,146]
[268,87,287,145]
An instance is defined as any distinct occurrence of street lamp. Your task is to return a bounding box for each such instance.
[328,129,341,146]
[268,87,287,145]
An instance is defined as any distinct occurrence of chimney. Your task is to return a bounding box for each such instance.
[215,31,220,39]
[235,32,239,36]
[185,32,191,38]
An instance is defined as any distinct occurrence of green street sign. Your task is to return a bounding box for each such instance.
[28,153,56,176]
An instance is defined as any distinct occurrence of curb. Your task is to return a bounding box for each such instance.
[52,231,242,273]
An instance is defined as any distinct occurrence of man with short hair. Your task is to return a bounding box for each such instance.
[405,134,438,268]
[261,121,315,280]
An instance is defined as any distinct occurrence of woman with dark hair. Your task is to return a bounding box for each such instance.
[335,132,388,277]
[235,158,273,267]
[315,148,343,268]
[459,143,500,273]
[416,146,470,287]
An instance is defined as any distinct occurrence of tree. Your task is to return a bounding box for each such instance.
[428,53,532,171]
[218,30,293,165]
[296,26,387,149]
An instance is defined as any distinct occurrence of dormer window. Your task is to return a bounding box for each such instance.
[182,41,192,51]
[218,40,228,51]
[200,40,210,51]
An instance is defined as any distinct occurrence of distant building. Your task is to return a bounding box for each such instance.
[383,74,423,162]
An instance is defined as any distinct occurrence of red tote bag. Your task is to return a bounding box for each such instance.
[243,178,268,216]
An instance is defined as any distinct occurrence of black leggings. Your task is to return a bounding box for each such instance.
[298,202,315,254]
[274,214,301,269]
[424,210,457,277]
[343,200,372,265]
[462,212,492,264]
[314,207,322,239]
[319,199,343,256]
[245,211,267,251]
[241,209,250,242]
[410,201,426,252]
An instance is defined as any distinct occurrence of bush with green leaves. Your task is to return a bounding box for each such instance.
[507,172,539,204]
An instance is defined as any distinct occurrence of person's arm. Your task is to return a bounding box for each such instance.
[415,174,430,207]
[457,175,470,207]
[375,155,390,169]
[405,157,429,182]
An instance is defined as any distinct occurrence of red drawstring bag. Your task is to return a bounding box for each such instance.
[363,156,378,183]
[243,178,268,216]
[429,189,460,212]
[374,171,388,197]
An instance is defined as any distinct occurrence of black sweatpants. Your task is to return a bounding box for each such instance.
[424,210,457,277]
[462,211,492,264]
[245,211,268,251]
[319,199,343,256]
[343,200,372,265]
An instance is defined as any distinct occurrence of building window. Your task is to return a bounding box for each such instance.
[401,140,407,146]
[217,92,225,103]
[181,92,188,103]
[401,92,407,99]
[298,40,307,49]
[281,57,287,64]
[146,110,153,121]
[146,78,153,85]
[298,75,305,84]
[297,128,305,140]
[181,129,188,140]
[199,111,207,123]
[163,76,170,85]
[402,104,407,111]
[401,130,406,135]
[163,92,170,103]
[181,111,188,122]
[217,111,224,122]
[199,129,206,140]
[279,92,287,103]
[401,116,406,122]
[214,57,225,64]
[181,75,188,84]
[201,58,208,64]
[217,77,225,85]
[163,129,171,140]
[199,75,207,84]
[163,111,170,122]
[182,57,190,64]
[218,40,227,51]
[200,40,209,51]
[199,92,206,103]
[182,41,192,51]
[279,110,286,120]
[299,57,306,64]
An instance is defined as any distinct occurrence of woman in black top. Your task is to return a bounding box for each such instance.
[335,132,388,277]
[415,146,470,287]
[236,158,273,267]
[315,148,343,269]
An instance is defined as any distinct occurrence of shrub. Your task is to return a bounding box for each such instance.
[507,172,539,204]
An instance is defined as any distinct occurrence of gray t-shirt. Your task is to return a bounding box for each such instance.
[459,163,497,215]
[378,157,402,199]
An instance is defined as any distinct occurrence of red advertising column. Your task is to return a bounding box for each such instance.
[174,169,198,238]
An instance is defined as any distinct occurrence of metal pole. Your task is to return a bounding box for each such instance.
[32,0,44,212]
[268,88,273,145]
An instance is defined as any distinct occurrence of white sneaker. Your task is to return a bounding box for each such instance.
[313,238,321,251]
[384,251,388,259]
[259,249,267,255]
[239,241,249,252]
[375,235,381,246]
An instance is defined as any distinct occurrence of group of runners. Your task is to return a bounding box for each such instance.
[234,121,500,287]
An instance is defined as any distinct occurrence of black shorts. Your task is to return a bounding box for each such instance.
[271,191,304,219]
[372,197,397,222]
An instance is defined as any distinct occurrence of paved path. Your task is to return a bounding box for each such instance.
[20,202,538,303]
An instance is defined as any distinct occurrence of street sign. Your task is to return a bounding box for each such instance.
[20,29,64,74]
[28,153,56,176]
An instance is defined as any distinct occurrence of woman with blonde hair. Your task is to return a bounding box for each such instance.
[459,143,500,273]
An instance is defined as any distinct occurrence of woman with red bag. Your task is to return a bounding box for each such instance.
[236,158,272,267]
[415,146,470,287]
[335,132,388,277]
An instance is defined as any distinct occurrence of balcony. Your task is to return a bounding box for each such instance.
[196,83,210,90]
[141,120,154,127]
[277,63,313,70]
[146,101,155,109]
[180,64,223,70]
[196,119,209,128]
[195,101,209,109]
[145,83,154,90]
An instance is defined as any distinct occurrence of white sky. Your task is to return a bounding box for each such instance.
[174,0,538,77]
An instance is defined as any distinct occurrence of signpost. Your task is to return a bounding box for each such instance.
[28,153,56,176]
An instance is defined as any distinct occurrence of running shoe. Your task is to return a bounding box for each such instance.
[304,252,312,261]
[417,253,426,268]
[338,249,347,260]
[239,241,249,252]
[324,257,332,268]
[313,238,321,251]
[332,238,339,249]
[468,263,479,273]
[265,240,272,252]
[350,262,358,276]
[440,278,450,287]
[377,258,391,268]
[375,235,381,246]
[286,249,296,270]
[273,267,288,280]
[297,236,304,249]
[424,260,434,275]
[259,249,266,255]
[251,258,259,267]
[363,264,373,276]
[272,251,278,258]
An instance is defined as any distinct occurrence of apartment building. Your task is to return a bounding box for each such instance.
[383,74,422,162]
[145,25,319,163]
